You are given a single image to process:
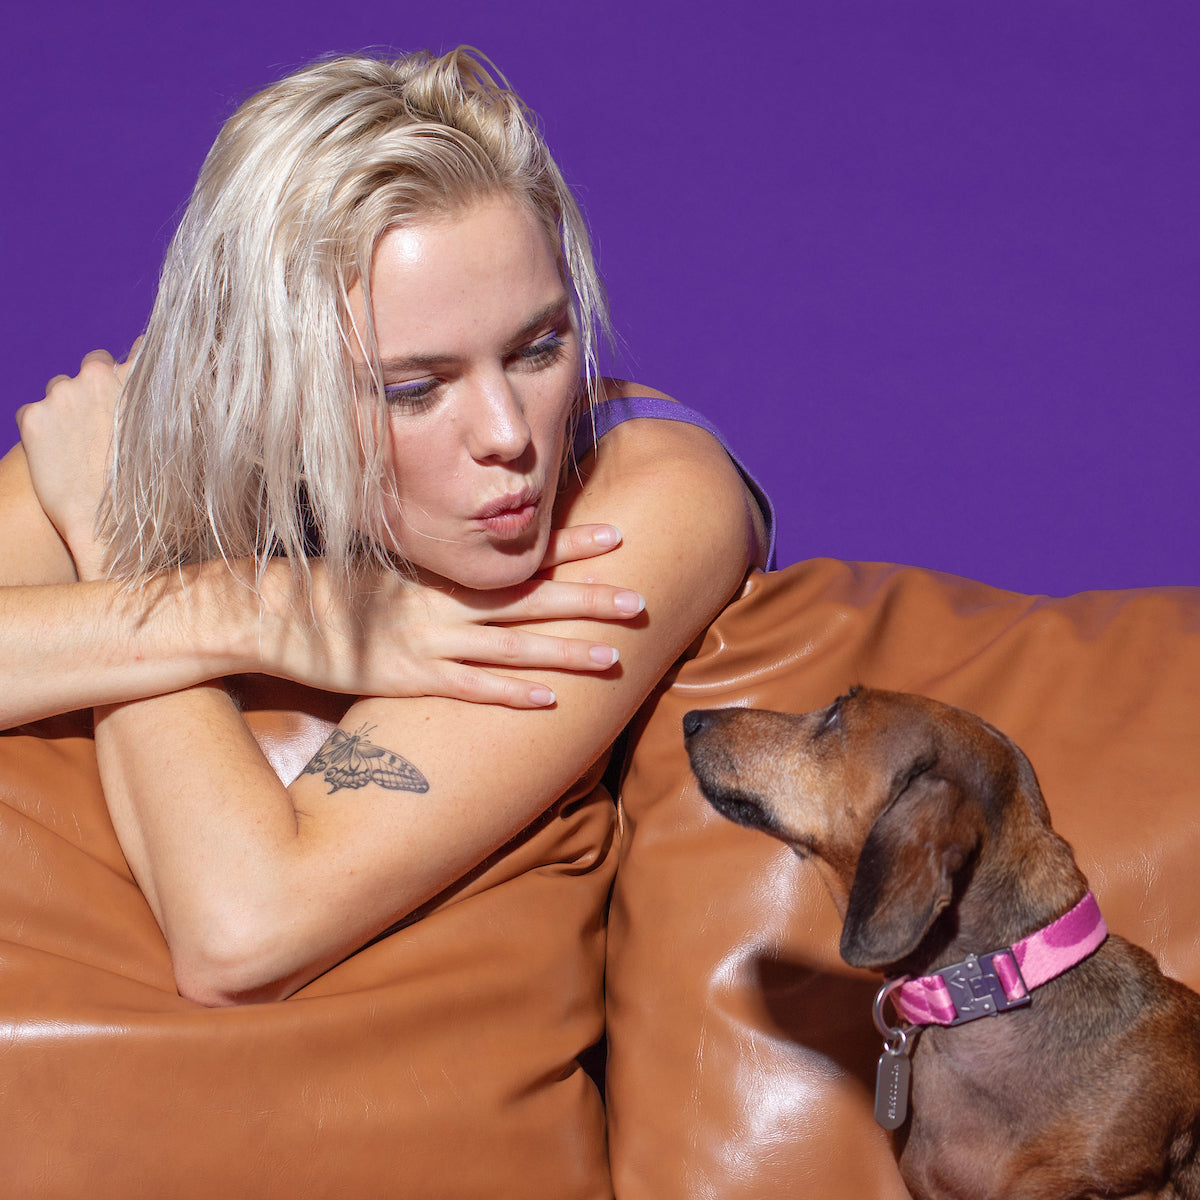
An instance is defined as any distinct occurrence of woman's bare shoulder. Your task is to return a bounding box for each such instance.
[0,443,77,586]
[576,383,771,569]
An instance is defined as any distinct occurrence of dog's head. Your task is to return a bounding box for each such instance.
[684,688,1064,974]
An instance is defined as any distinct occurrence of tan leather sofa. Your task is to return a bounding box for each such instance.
[4,558,1198,1198]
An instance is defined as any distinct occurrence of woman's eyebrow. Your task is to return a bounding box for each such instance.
[502,297,571,351]
[373,297,571,375]
[375,351,458,373]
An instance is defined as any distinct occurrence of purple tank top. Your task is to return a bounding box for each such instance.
[572,396,778,570]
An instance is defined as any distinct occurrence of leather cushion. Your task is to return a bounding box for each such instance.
[606,559,1200,1199]
[0,682,615,1200]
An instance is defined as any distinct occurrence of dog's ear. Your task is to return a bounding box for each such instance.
[839,768,983,970]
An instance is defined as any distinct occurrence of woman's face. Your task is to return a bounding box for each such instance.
[351,196,581,590]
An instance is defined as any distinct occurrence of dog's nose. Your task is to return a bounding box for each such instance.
[682,710,711,739]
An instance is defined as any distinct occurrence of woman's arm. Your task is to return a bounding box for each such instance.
[0,442,78,585]
[93,414,764,1004]
[1,358,647,726]
[0,516,640,727]
[0,443,257,726]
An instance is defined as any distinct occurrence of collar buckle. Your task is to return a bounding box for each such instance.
[939,948,1031,1026]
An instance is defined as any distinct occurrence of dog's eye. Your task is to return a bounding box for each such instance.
[818,687,861,733]
[817,703,841,734]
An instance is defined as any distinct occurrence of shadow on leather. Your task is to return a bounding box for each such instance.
[754,952,883,1092]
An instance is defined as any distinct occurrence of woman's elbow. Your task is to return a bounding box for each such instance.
[172,961,284,1008]
[174,974,252,1008]
[168,922,299,1007]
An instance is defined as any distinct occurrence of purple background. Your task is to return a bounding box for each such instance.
[5,1,1196,596]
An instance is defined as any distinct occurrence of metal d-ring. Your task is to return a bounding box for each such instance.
[873,977,911,1052]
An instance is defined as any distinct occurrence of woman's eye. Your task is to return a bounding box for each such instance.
[383,379,439,412]
[515,332,566,368]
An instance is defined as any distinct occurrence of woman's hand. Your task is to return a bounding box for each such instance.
[16,348,129,581]
[258,525,645,708]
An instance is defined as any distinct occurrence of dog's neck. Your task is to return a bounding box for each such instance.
[923,826,1088,979]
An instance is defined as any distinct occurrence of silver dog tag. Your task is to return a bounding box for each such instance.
[873,1046,911,1130]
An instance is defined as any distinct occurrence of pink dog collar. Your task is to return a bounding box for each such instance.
[887,892,1108,1027]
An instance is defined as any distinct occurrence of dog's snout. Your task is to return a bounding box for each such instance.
[682,710,712,739]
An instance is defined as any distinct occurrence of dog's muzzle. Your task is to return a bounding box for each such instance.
[684,710,781,834]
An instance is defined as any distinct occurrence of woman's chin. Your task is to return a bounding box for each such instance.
[414,534,549,592]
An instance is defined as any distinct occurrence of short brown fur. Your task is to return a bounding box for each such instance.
[684,687,1200,1200]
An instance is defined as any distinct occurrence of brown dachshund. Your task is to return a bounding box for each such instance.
[684,687,1200,1200]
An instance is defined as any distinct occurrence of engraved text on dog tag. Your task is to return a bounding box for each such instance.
[874,1046,911,1130]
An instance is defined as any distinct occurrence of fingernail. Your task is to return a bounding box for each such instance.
[593,525,622,547]
[614,591,645,615]
[530,686,556,706]
[590,645,620,666]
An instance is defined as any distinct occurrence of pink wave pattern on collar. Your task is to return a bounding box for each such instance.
[891,892,1108,1027]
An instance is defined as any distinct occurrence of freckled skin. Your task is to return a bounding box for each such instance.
[346,197,580,592]
[685,689,1200,1200]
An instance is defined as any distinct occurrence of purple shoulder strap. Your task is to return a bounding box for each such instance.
[573,396,778,570]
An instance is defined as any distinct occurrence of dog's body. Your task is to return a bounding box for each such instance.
[684,687,1200,1200]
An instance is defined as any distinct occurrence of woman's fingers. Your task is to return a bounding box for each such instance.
[438,664,560,708]
[21,348,129,581]
[477,578,645,623]
[539,523,622,568]
[401,620,632,710]
[114,338,142,384]
[44,351,111,396]
[456,625,622,672]
[42,349,121,405]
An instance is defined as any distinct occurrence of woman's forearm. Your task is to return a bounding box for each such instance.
[1,442,273,729]
[0,567,261,729]
[93,682,317,1004]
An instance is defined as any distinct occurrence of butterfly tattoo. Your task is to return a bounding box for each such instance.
[300,725,430,795]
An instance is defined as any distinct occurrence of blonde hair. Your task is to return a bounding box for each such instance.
[104,48,608,594]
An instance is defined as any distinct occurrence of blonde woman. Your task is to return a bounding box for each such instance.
[4,49,771,1005]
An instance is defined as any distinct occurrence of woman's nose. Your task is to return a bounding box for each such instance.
[467,378,533,463]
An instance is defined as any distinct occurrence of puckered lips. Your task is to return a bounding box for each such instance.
[473,484,542,539]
